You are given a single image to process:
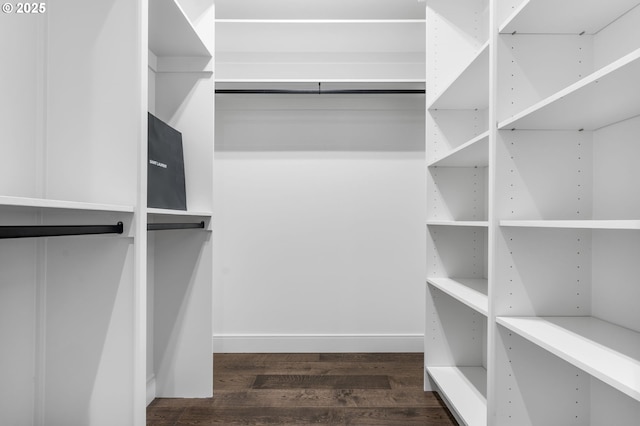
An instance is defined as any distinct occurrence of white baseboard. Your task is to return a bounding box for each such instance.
[146,375,156,406]
[212,333,423,353]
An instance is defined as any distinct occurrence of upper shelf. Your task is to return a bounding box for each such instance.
[216,19,425,24]
[427,221,489,228]
[147,208,212,218]
[428,132,489,168]
[215,0,425,20]
[216,20,425,55]
[427,277,488,316]
[149,0,211,57]
[500,0,640,34]
[497,316,640,402]
[498,48,640,130]
[428,42,489,110]
[500,220,640,230]
[0,196,134,214]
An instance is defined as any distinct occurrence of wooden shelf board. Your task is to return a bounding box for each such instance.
[147,208,212,218]
[500,220,640,230]
[497,316,640,402]
[500,0,640,34]
[427,366,487,426]
[427,221,489,228]
[498,48,640,130]
[428,131,489,168]
[149,0,211,57]
[0,196,134,213]
[427,278,488,316]
[428,42,490,110]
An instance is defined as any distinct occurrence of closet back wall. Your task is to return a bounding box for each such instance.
[213,94,426,352]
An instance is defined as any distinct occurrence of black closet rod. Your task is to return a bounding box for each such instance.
[0,222,124,239]
[147,221,205,231]
[216,89,425,95]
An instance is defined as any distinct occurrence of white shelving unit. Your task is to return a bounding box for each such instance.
[147,0,214,405]
[1,1,141,424]
[425,2,491,424]
[1,1,214,424]
[428,0,640,424]
[492,0,640,424]
[214,0,425,83]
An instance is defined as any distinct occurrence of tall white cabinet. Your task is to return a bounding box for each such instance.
[425,0,490,425]
[0,1,214,425]
[426,0,640,424]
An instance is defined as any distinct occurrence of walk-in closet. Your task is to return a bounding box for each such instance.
[1,0,639,425]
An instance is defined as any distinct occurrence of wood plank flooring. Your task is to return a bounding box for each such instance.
[147,353,458,425]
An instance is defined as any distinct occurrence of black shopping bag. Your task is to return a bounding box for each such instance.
[147,113,187,210]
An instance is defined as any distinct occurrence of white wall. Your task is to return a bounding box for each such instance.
[213,94,426,352]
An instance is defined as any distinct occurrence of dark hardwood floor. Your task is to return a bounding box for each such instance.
[147,353,458,425]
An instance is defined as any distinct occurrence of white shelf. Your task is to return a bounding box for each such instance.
[216,79,426,84]
[147,208,212,218]
[427,220,489,228]
[497,316,640,402]
[500,220,640,230]
[500,0,640,34]
[215,0,425,20]
[216,19,426,24]
[427,366,487,426]
[0,196,134,213]
[427,278,488,316]
[149,0,211,57]
[216,20,425,54]
[428,132,489,168]
[498,48,640,130]
[428,42,490,110]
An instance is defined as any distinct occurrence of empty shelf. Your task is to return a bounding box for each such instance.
[428,132,489,168]
[500,220,640,230]
[500,0,640,34]
[498,48,640,130]
[428,42,489,110]
[497,316,640,402]
[149,0,211,57]
[427,221,489,228]
[427,366,487,426]
[216,20,424,55]
[427,278,488,316]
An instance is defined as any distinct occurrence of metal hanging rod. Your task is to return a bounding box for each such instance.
[216,82,424,95]
[0,222,124,239]
[147,221,205,231]
[216,88,425,95]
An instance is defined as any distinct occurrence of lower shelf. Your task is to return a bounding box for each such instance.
[426,277,488,316]
[497,316,640,402]
[426,366,487,426]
